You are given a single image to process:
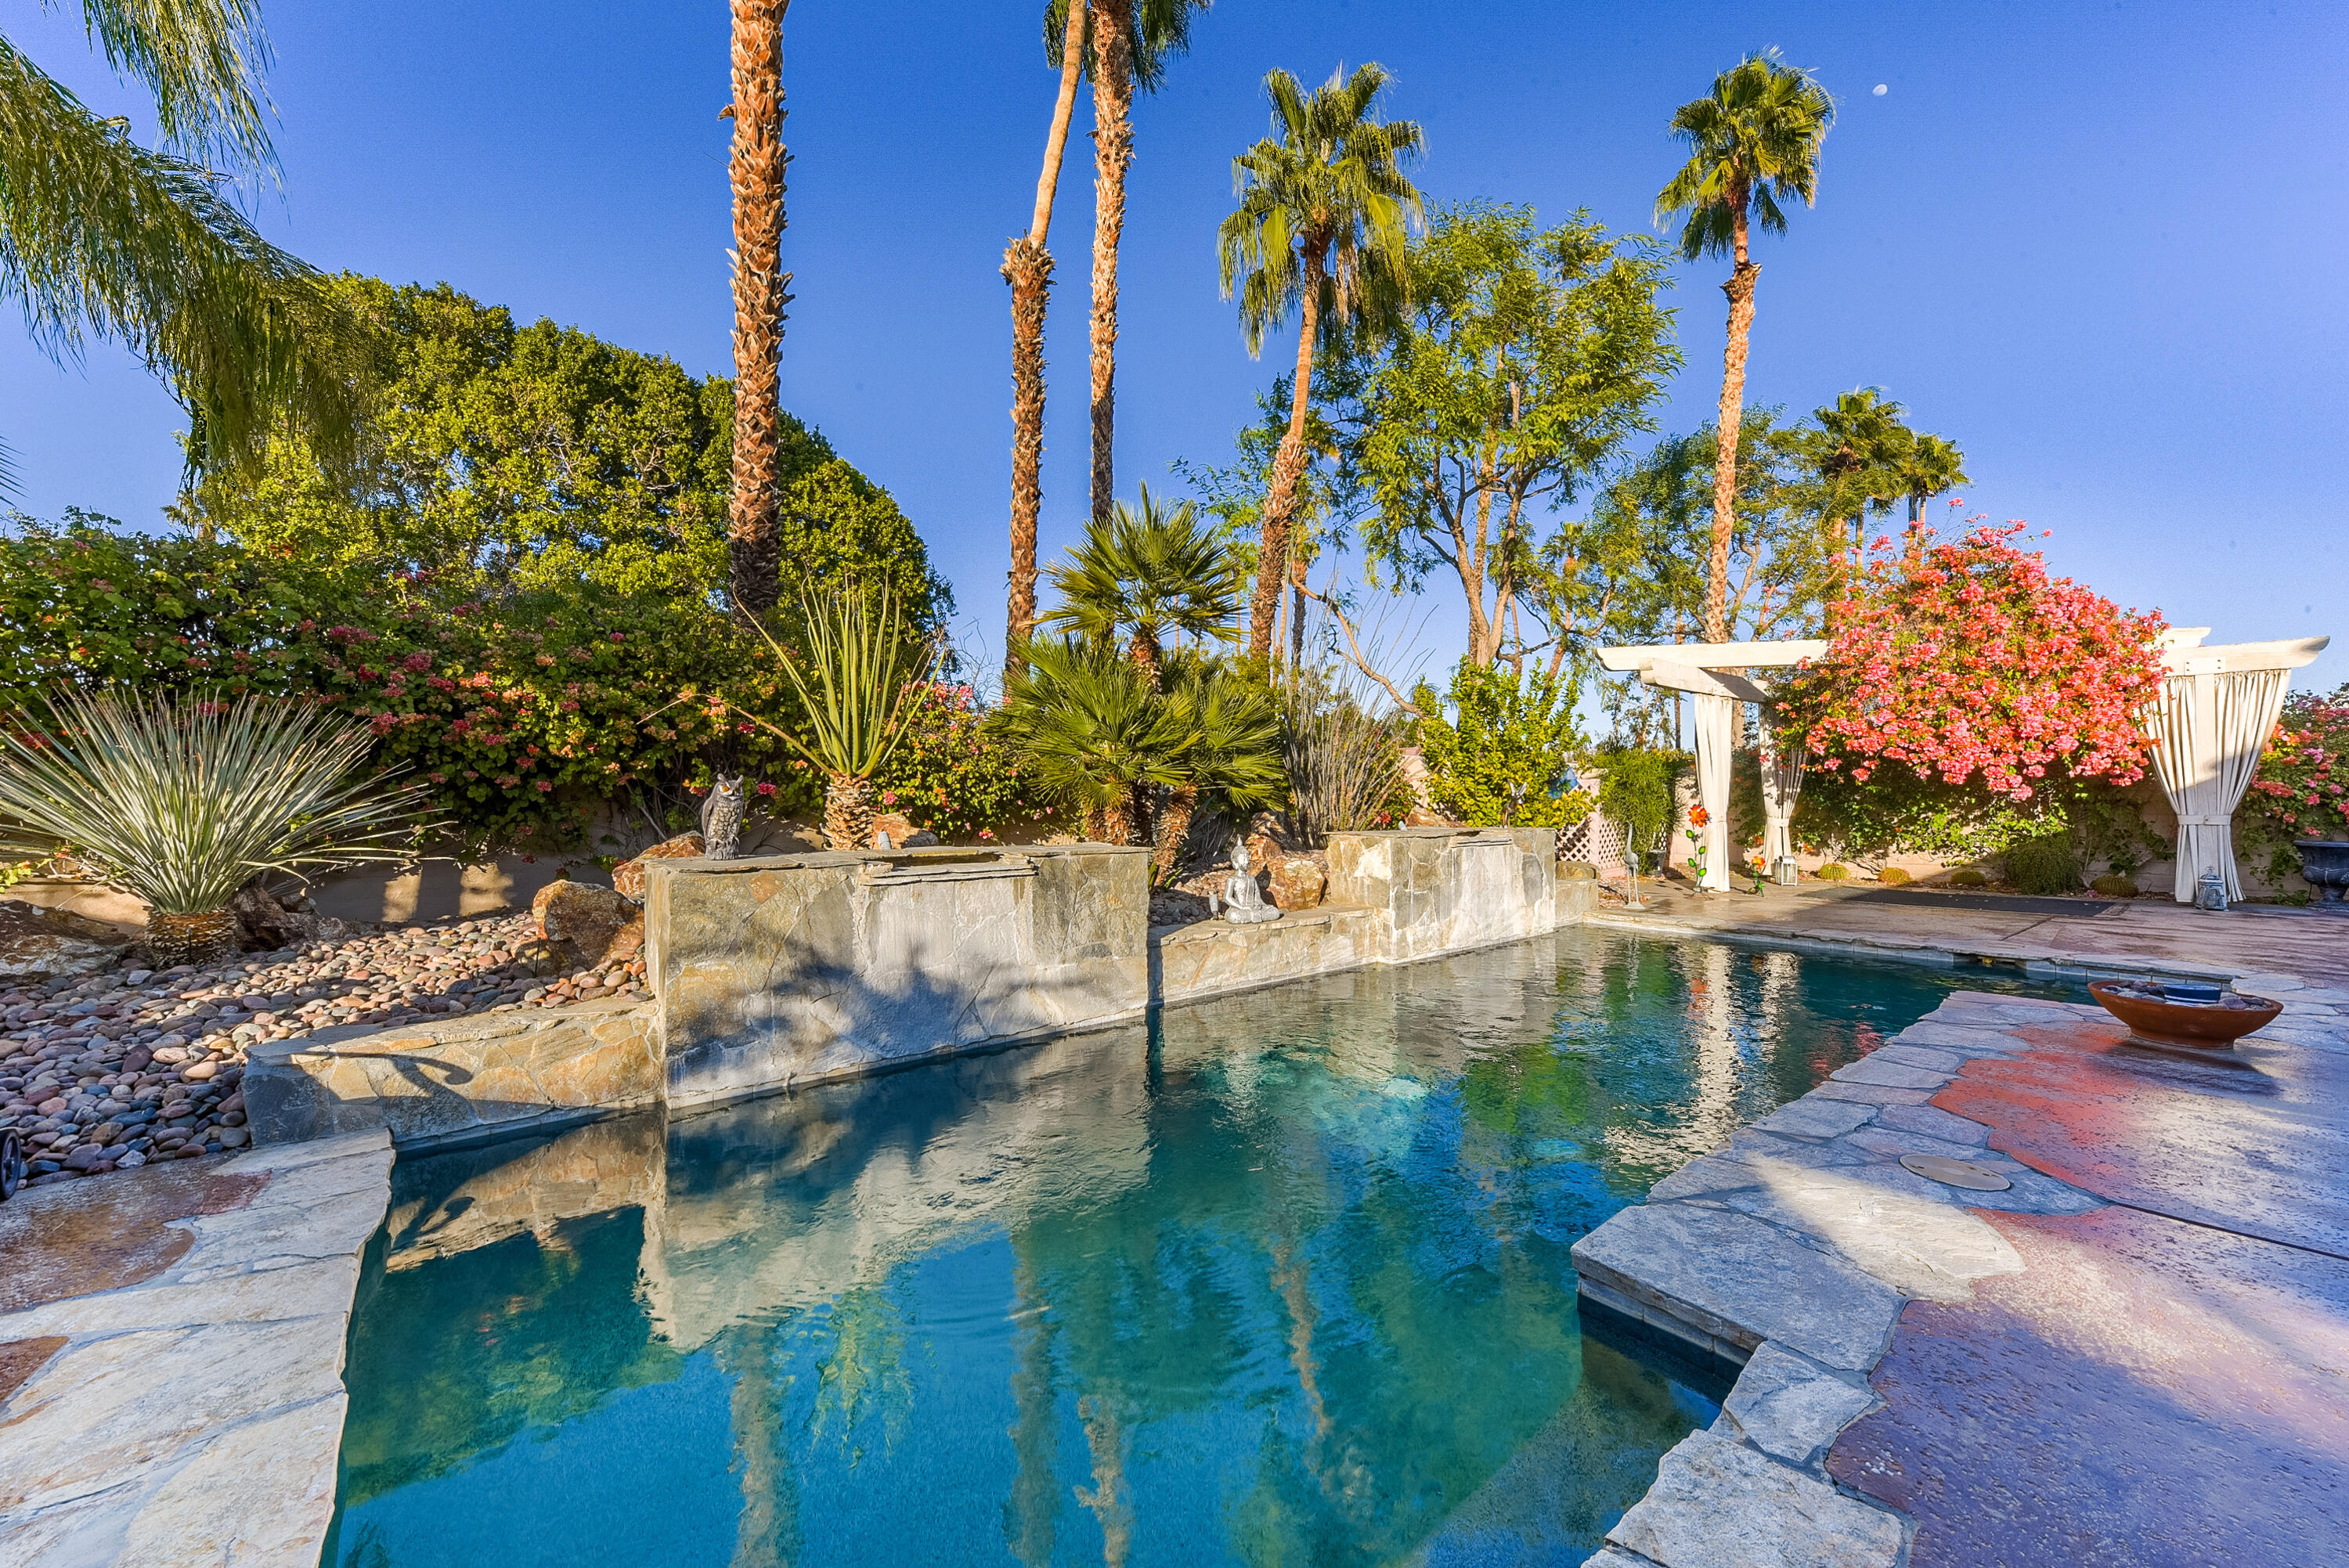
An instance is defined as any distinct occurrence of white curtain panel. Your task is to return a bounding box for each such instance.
[1761,734,1806,871]
[1692,692,1735,891]
[2145,669,2287,901]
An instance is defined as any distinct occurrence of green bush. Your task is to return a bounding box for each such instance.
[1816,862,1849,881]
[874,686,1053,843]
[2004,831,2084,895]
[1595,745,1687,860]
[1876,865,1911,885]
[2091,872,2139,898]
[1950,867,1988,888]
[1413,661,1591,828]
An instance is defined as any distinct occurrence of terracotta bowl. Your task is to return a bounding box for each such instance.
[2087,981,2281,1049]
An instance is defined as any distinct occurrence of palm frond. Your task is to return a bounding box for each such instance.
[67,0,278,174]
[0,40,370,475]
[0,690,431,914]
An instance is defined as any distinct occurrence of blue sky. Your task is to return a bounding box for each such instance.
[5,1,2344,688]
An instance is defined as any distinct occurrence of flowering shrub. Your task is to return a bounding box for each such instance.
[1780,521,2166,801]
[2243,683,2349,870]
[0,520,819,854]
[871,683,1055,842]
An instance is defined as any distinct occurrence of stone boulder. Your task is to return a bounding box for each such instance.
[0,899,131,982]
[869,813,916,849]
[612,831,705,901]
[1268,857,1326,911]
[1403,806,1453,827]
[532,879,634,968]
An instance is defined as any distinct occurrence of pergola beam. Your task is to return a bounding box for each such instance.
[1596,639,1829,673]
[2160,637,2328,675]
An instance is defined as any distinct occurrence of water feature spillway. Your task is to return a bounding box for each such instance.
[324,928,2071,1567]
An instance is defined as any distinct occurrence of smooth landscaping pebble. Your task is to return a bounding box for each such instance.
[0,910,649,1187]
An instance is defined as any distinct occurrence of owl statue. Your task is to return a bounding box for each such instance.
[701,773,747,860]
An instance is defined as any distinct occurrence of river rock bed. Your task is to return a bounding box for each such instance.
[0,912,649,1187]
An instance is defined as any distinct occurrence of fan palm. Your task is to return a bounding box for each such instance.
[1069,0,1212,526]
[1892,432,1968,524]
[2,0,366,483]
[997,637,1190,847]
[1152,660,1283,876]
[740,583,937,849]
[0,692,429,967]
[1218,62,1423,663]
[726,0,790,622]
[1039,486,1242,687]
[1809,387,1910,557]
[1001,1,1091,682]
[1656,49,1834,642]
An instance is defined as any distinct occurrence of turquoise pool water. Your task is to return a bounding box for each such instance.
[326,930,2066,1568]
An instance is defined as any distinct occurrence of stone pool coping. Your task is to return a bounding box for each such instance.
[0,1129,393,1566]
[1570,977,2349,1567]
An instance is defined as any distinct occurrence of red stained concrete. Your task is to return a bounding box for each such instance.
[1828,1017,2349,1564]
[1936,1018,2349,1258]
[1828,1205,2349,1566]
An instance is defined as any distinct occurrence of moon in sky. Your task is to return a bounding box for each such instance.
[1873,83,1889,96]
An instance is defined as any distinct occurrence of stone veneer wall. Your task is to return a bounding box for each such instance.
[251,837,1589,1148]
[644,844,1151,1108]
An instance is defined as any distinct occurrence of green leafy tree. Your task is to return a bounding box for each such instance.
[1338,203,1678,670]
[2,0,366,486]
[1218,62,1423,663]
[1409,661,1589,828]
[179,276,947,621]
[1655,49,1835,643]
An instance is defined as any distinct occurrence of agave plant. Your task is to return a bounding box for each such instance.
[997,638,1191,846]
[745,583,938,849]
[0,692,432,967]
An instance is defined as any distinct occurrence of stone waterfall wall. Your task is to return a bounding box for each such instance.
[251,834,1583,1148]
[646,845,1152,1108]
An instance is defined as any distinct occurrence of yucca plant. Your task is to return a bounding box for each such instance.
[0,691,432,967]
[745,583,938,849]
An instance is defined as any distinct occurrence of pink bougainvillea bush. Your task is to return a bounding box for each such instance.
[1780,520,2167,802]
[2244,683,2349,854]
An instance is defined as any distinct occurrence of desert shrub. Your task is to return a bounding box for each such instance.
[2004,831,2083,895]
[1876,865,1911,885]
[1950,867,1988,888]
[1816,862,1849,881]
[2091,873,2139,898]
[1280,665,1413,842]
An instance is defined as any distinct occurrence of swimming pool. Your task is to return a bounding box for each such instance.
[325,929,2066,1567]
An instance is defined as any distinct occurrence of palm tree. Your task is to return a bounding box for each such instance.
[1892,431,1968,524]
[998,637,1190,845]
[2,0,364,487]
[1084,0,1211,526]
[1809,387,1909,557]
[1040,486,1243,686]
[1656,50,1834,643]
[727,0,790,623]
[1002,1,1092,685]
[1152,659,1283,878]
[1218,63,1423,664]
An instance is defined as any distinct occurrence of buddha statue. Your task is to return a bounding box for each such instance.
[1219,838,1282,925]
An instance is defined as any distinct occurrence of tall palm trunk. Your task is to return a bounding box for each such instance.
[1003,2,1090,684]
[1088,0,1137,524]
[727,0,791,624]
[1248,244,1324,662]
[824,771,875,851]
[1706,198,1755,645]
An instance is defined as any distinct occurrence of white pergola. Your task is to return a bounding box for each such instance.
[1597,629,2331,903]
